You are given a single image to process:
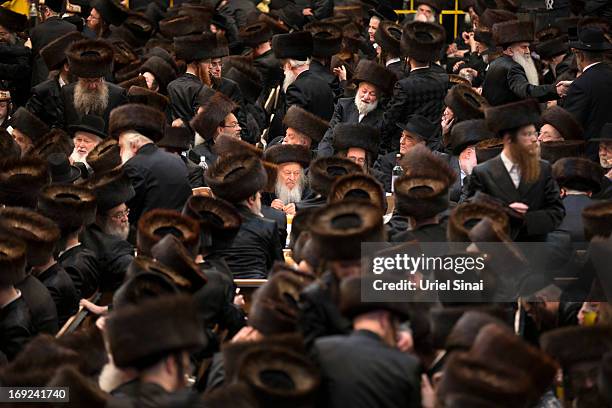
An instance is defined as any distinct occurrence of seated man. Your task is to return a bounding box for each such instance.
[263,144,313,213]
[537,106,583,143]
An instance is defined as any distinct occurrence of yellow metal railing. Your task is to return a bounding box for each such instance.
[396,0,465,38]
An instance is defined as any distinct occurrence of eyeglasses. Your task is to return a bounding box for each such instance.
[108,208,130,220]
[222,122,240,128]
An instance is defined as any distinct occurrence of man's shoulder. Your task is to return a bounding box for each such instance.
[473,155,501,174]
[32,78,58,94]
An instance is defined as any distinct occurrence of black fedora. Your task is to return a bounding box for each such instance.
[68,114,108,140]
[590,123,612,143]
[396,114,437,142]
[569,27,612,52]
[48,153,81,184]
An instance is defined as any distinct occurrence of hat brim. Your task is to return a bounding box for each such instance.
[69,124,107,140]
[396,123,425,140]
[52,166,82,184]
[568,41,612,51]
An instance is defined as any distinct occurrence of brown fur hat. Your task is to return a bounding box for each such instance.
[28,128,73,160]
[444,84,489,122]
[205,153,268,203]
[127,86,170,113]
[0,234,27,286]
[540,325,612,368]
[109,103,166,142]
[86,139,122,175]
[400,144,457,184]
[282,106,329,144]
[351,59,397,95]
[305,22,343,57]
[0,156,50,208]
[582,201,612,241]
[308,156,363,197]
[213,134,263,158]
[475,137,504,163]
[375,21,402,56]
[66,39,114,78]
[10,107,49,144]
[447,119,495,156]
[401,21,446,62]
[332,123,381,157]
[484,98,540,134]
[264,144,312,168]
[190,92,237,142]
[137,209,201,257]
[47,365,108,408]
[150,234,208,292]
[493,20,534,47]
[540,106,583,141]
[40,31,85,71]
[182,195,242,251]
[240,22,273,48]
[37,184,97,230]
[329,173,385,210]
[447,201,510,242]
[139,56,176,93]
[552,157,603,193]
[540,140,585,164]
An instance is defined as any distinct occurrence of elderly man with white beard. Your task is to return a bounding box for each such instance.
[60,39,128,132]
[482,20,571,107]
[317,60,395,158]
[68,114,107,166]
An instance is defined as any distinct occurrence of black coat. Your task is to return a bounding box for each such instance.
[318,97,384,158]
[261,205,288,248]
[392,217,450,243]
[284,69,335,121]
[386,60,407,80]
[218,0,256,28]
[16,275,59,335]
[461,155,565,241]
[382,67,448,152]
[181,155,205,188]
[190,144,216,170]
[29,17,76,86]
[60,81,128,131]
[0,296,35,361]
[80,223,134,292]
[212,76,255,143]
[0,42,31,107]
[309,60,342,101]
[36,263,79,327]
[108,382,203,408]
[167,73,210,123]
[559,63,612,160]
[124,143,193,223]
[482,55,558,107]
[252,49,283,96]
[214,205,284,279]
[595,176,612,200]
[314,330,422,408]
[58,244,100,299]
[26,75,63,128]
[554,194,598,246]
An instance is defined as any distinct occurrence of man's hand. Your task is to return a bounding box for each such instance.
[302,8,313,16]
[271,199,285,210]
[396,330,414,352]
[171,118,185,127]
[556,80,572,97]
[421,374,436,408]
[80,299,108,315]
[231,326,263,343]
[333,66,347,82]
[283,203,296,215]
[509,202,529,214]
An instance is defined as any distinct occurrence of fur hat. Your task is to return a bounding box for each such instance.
[449,74,471,87]
[259,12,290,34]
[0,130,20,163]
[375,21,402,56]
[539,140,585,164]
[340,275,412,319]
[29,128,74,160]
[394,176,451,220]
[0,207,60,267]
[283,106,329,144]
[114,59,142,83]
[264,144,311,168]
[416,0,443,12]
[110,38,138,68]
[400,144,457,183]
[310,201,384,261]
[493,20,534,46]
[190,92,237,142]
[582,201,612,241]
[46,152,81,185]
[10,107,49,143]
[178,4,214,25]
[444,85,489,122]
[150,235,207,292]
[213,134,263,158]
[145,47,178,73]
[438,308,508,351]
[140,56,176,94]
[332,123,381,157]
[127,86,170,113]
[447,119,495,156]
[86,139,121,175]
[552,157,602,193]
[174,33,217,62]
[0,7,28,32]
[351,59,396,95]
[109,103,166,142]
[475,137,504,163]
[47,365,108,408]
[0,234,27,286]
[401,21,446,62]
[37,185,97,230]
[106,295,206,369]
[0,157,50,208]
[157,125,191,152]
[540,106,583,141]
[484,99,540,134]
[118,74,147,89]
[535,36,568,60]
[182,195,241,251]
[540,325,612,368]
[478,8,517,30]
[329,173,385,210]
[495,0,521,12]
[159,15,201,38]
[272,31,313,60]
[137,209,200,257]
[224,67,263,104]
[240,22,273,48]
[447,201,510,242]
[66,40,114,78]
[91,0,129,26]
[309,156,363,196]
[205,153,268,203]
[40,31,84,71]
[87,168,135,212]
[306,22,343,58]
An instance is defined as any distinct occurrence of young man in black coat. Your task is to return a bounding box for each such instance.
[462,99,565,242]
[240,21,284,98]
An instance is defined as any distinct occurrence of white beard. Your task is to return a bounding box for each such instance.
[600,156,612,169]
[282,69,297,93]
[275,179,304,204]
[70,148,89,165]
[354,94,378,117]
[102,219,130,240]
[74,81,110,116]
[512,53,540,86]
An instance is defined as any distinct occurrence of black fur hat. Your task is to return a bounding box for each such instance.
[448,119,495,156]
[10,107,49,144]
[157,125,191,152]
[240,22,273,48]
[444,84,489,122]
[0,130,20,163]
[351,59,396,95]
[37,184,97,229]
[190,92,236,142]
[340,275,412,319]
[333,123,381,157]
[28,128,73,160]
[0,157,50,208]
[0,234,27,286]
[86,139,121,175]
[401,21,446,62]
[308,156,363,197]
[137,209,200,257]
[174,33,217,62]
[478,8,517,30]
[475,138,504,163]
[264,144,311,168]
[271,31,313,60]
[329,173,385,210]
[109,103,166,142]
[40,31,85,71]
[140,56,177,94]
[87,168,135,212]
[493,20,534,47]
[66,39,114,78]
[90,0,129,26]
[182,195,242,251]
[552,157,603,193]
[305,22,343,58]
[282,106,329,144]
[375,21,402,56]
[540,325,612,368]
[535,36,568,60]
[205,153,268,203]
[540,106,583,141]
[484,99,540,134]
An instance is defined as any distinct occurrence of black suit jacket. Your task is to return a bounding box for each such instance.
[461,155,565,241]
[58,244,100,299]
[167,73,209,123]
[482,55,558,106]
[26,75,63,128]
[318,97,384,158]
[124,143,193,224]
[29,17,76,86]
[16,275,58,335]
[314,330,422,408]
[309,60,342,101]
[386,60,407,80]
[554,194,598,245]
[252,49,283,95]
[284,69,335,121]
[559,63,612,160]
[0,296,35,361]
[37,263,79,327]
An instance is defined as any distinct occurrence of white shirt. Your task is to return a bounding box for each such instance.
[386,58,401,67]
[500,151,521,189]
[358,113,365,123]
[58,75,67,88]
[582,62,602,74]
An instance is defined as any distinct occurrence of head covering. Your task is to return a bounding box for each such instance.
[41,31,85,71]
[0,234,27,286]
[396,114,438,142]
[569,27,612,52]
[309,157,363,197]
[332,124,381,158]
[493,20,534,47]
[137,209,200,257]
[87,168,135,213]
[127,86,169,113]
[282,106,329,144]
[86,139,121,175]
[90,0,129,26]
[401,21,446,62]
[37,184,97,230]
[305,22,343,58]
[264,144,311,168]
[448,119,495,156]
[66,40,114,79]
[240,22,273,48]
[47,153,82,184]
[69,114,107,140]
[445,85,489,122]
[182,195,241,251]
[190,92,237,142]
[329,173,385,210]
[271,31,313,60]
[375,21,402,56]
[485,99,540,134]
[351,59,396,95]
[540,106,583,141]
[205,153,268,203]
[582,201,612,241]
[109,103,166,142]
[10,108,49,144]
[0,7,28,32]
[0,157,50,208]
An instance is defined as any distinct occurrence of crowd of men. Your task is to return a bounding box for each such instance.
[1,0,612,406]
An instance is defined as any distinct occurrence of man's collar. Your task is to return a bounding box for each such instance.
[386,57,401,66]
[410,65,429,72]
[500,150,515,172]
[583,62,602,74]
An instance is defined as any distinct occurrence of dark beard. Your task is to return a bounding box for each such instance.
[509,141,541,184]
[74,81,109,117]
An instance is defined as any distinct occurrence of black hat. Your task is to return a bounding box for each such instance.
[69,114,107,140]
[178,4,214,25]
[401,21,446,62]
[272,31,313,60]
[415,0,443,13]
[552,157,603,193]
[224,67,263,105]
[66,39,114,78]
[90,0,129,26]
[240,22,273,48]
[182,195,241,251]
[137,209,200,257]
[159,15,204,38]
[157,125,191,152]
[40,31,84,71]
[127,86,170,113]
[87,168,135,212]
[540,106,582,141]
[0,207,60,267]
[591,123,612,142]
[211,12,229,32]
[109,34,139,64]
[582,201,612,241]
[475,137,504,163]
[541,326,612,368]
[259,12,290,34]
[305,22,343,58]
[448,119,495,156]
[10,107,49,144]
[351,59,396,95]
[310,201,385,261]
[205,153,268,203]
[478,8,517,30]
[37,184,97,229]
[282,106,329,144]
[485,99,540,134]
[0,130,20,162]
[329,173,385,210]
[493,20,534,47]
[445,85,489,122]
[309,157,363,197]
[109,103,166,142]
[0,157,50,208]
[0,7,27,32]
[396,114,437,142]
[569,27,612,52]
[190,92,236,142]
[0,234,27,286]
[86,139,121,175]
[150,235,208,292]
[145,47,178,74]
[140,56,176,94]
[264,144,311,168]
[333,123,381,158]
[213,134,263,159]
[535,36,568,60]
[47,153,81,184]
[210,33,230,59]
[106,295,206,369]
[123,12,154,43]
[369,4,398,22]
[375,21,402,57]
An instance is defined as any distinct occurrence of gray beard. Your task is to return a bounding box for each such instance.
[354,94,378,117]
[102,219,129,240]
[512,53,540,86]
[600,156,612,169]
[275,180,304,204]
[74,81,109,117]
[282,69,297,93]
[70,149,88,164]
